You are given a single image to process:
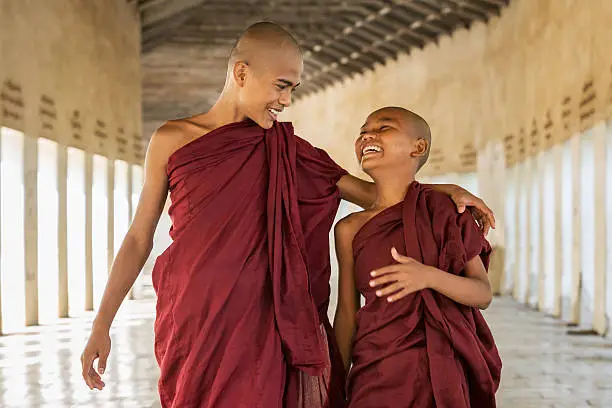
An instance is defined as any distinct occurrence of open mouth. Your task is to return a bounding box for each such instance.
[361,145,383,157]
[268,108,282,121]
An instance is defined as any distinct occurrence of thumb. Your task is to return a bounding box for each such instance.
[97,352,108,375]
[457,204,466,213]
[391,247,411,263]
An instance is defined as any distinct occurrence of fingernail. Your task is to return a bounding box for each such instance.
[387,296,394,302]
[370,271,376,277]
[376,290,382,296]
[99,368,104,374]
[369,281,375,287]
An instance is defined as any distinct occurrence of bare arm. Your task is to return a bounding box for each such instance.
[81,124,180,390]
[370,248,492,310]
[93,130,172,331]
[332,218,361,371]
[337,174,375,209]
[426,256,492,309]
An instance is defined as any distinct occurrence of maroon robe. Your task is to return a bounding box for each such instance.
[348,182,502,408]
[152,120,347,407]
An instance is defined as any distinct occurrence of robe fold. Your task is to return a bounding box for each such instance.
[348,182,502,408]
[152,120,347,407]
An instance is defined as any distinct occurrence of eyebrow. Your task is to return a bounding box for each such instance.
[278,79,300,88]
[360,117,398,131]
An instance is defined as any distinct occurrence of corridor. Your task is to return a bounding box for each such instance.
[0,297,610,408]
[1,0,612,406]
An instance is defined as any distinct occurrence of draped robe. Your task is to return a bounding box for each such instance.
[152,120,347,407]
[348,182,502,408]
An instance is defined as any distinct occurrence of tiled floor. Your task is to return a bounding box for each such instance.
[0,297,610,407]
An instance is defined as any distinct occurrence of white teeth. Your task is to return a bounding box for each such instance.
[362,145,382,155]
[269,109,282,115]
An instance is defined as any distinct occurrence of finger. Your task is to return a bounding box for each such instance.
[82,352,96,389]
[370,265,401,277]
[475,201,495,228]
[97,352,108,375]
[391,247,413,264]
[387,288,414,302]
[477,214,490,234]
[483,215,491,235]
[89,366,105,390]
[369,273,402,287]
[375,282,404,297]
[487,209,496,229]
[457,204,466,213]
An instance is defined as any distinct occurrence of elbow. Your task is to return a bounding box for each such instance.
[478,293,493,310]
[123,230,154,257]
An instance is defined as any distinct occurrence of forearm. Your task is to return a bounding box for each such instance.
[426,266,492,309]
[337,175,376,209]
[423,183,457,196]
[333,308,357,370]
[93,234,153,331]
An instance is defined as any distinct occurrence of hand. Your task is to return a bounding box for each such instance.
[369,248,433,302]
[81,327,111,390]
[448,186,496,235]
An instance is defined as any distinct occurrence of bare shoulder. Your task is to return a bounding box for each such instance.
[146,117,213,163]
[335,211,372,244]
[148,120,194,155]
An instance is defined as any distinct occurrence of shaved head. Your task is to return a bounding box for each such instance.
[370,106,431,170]
[222,22,303,129]
[229,22,301,68]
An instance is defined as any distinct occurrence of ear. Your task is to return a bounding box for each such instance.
[233,61,248,87]
[410,138,428,158]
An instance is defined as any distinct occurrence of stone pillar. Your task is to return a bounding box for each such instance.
[84,152,94,311]
[24,134,38,326]
[593,121,608,334]
[570,133,582,325]
[57,144,69,318]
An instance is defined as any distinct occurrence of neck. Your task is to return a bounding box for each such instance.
[369,167,417,210]
[198,87,247,129]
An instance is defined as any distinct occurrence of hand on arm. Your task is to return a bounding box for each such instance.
[369,248,492,309]
[425,184,496,235]
[81,125,175,390]
[332,218,361,371]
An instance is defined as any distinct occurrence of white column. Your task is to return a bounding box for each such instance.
[593,122,607,334]
[570,133,582,324]
[57,145,69,318]
[24,134,38,326]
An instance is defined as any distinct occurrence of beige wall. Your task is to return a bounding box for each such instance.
[285,0,612,178]
[285,0,612,336]
[1,0,144,162]
[0,0,143,329]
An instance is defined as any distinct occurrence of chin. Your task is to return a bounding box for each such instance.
[360,157,382,172]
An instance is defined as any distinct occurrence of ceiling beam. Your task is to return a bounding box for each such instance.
[141,0,204,27]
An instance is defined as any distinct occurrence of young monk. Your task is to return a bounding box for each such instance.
[334,107,502,408]
[80,23,496,408]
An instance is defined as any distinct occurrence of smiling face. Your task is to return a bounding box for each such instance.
[228,23,303,129]
[355,107,430,175]
[233,45,302,129]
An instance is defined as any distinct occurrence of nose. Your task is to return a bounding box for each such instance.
[360,132,375,141]
[279,90,292,107]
